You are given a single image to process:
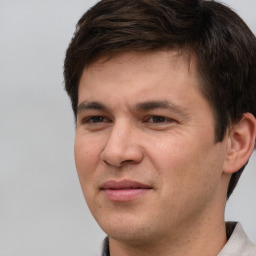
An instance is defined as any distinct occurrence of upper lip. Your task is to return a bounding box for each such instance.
[100,180,152,190]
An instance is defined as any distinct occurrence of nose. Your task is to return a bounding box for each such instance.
[100,120,144,167]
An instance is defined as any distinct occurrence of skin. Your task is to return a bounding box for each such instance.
[74,50,251,256]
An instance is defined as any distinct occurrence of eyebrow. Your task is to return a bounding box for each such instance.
[77,101,109,113]
[135,100,190,117]
[77,100,190,118]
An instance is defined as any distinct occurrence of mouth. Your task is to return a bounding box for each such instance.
[100,180,153,202]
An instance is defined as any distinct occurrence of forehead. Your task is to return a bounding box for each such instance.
[85,49,197,77]
[78,50,204,103]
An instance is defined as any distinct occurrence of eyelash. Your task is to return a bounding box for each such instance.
[144,116,174,123]
[82,116,111,124]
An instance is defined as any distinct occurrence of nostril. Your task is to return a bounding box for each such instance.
[121,159,135,165]
[102,159,134,167]
[103,159,111,166]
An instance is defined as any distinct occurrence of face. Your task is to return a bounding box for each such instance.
[75,51,228,245]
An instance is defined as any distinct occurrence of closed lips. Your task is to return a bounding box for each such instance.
[100,180,152,190]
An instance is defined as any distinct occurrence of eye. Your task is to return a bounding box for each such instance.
[145,116,174,123]
[147,116,167,123]
[82,116,110,124]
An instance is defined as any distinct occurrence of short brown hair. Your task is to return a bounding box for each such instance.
[64,0,256,199]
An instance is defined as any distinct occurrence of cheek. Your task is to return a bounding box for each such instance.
[74,135,101,180]
[149,134,222,194]
[74,135,103,209]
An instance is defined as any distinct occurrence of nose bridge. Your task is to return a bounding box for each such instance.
[100,118,143,167]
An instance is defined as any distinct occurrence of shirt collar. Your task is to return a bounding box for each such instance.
[101,237,110,256]
[218,222,256,255]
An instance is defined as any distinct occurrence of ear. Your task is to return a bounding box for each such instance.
[223,113,256,174]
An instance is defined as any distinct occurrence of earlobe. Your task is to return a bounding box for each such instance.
[223,113,256,174]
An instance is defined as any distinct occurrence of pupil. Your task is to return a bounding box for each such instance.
[153,116,165,122]
[94,116,103,122]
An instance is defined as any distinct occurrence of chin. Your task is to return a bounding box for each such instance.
[97,214,160,245]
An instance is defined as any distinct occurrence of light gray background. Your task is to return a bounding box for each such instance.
[0,1,255,255]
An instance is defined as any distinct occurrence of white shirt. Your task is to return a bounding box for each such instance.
[218,223,256,256]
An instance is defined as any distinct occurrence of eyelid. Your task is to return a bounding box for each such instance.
[81,115,111,124]
[144,115,176,123]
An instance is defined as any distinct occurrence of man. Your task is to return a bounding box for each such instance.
[64,0,256,255]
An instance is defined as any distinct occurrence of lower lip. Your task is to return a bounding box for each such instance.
[102,188,151,202]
